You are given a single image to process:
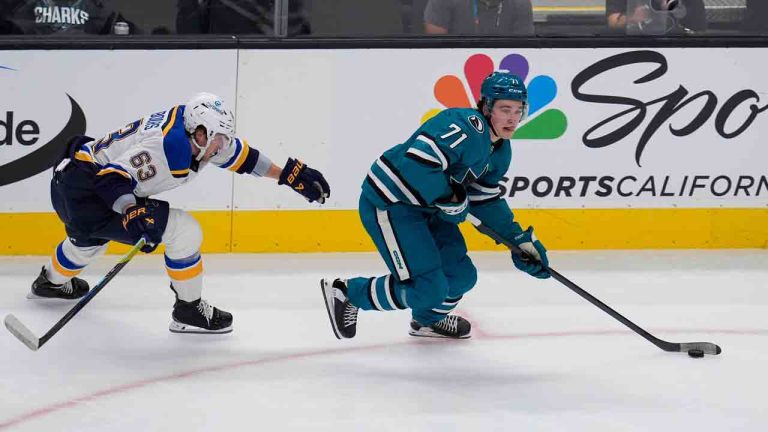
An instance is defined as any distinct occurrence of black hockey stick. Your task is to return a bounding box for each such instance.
[4,237,146,351]
[466,214,722,356]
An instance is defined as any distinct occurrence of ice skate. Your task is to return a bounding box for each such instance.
[409,315,471,339]
[28,266,89,300]
[321,278,358,339]
[169,298,233,334]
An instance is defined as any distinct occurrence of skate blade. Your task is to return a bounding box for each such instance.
[320,279,343,340]
[408,328,471,339]
[168,321,233,334]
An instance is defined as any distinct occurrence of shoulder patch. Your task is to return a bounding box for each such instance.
[468,115,484,134]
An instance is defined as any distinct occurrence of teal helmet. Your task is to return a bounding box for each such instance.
[480,71,528,120]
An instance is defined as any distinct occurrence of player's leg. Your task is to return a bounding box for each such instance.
[29,167,112,300]
[79,199,232,334]
[322,195,451,339]
[408,217,477,338]
[437,216,478,309]
[30,238,108,300]
[161,208,232,334]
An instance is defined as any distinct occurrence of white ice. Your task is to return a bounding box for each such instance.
[1,250,767,431]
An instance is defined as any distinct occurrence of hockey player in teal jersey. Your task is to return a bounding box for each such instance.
[322,70,550,340]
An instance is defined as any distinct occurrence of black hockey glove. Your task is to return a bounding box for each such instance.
[278,158,330,204]
[122,204,165,253]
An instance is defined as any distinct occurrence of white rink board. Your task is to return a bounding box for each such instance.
[2,48,767,213]
[0,50,238,212]
[234,48,768,210]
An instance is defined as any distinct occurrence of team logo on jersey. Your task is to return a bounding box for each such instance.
[422,53,567,140]
[0,65,87,187]
[468,115,484,133]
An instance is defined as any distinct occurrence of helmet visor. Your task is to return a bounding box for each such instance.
[195,132,233,161]
[207,133,233,157]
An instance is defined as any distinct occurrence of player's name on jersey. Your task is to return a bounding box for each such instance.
[144,111,167,131]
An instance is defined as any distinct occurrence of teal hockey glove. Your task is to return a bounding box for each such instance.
[435,183,469,224]
[511,226,550,279]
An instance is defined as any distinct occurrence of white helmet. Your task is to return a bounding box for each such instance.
[183,92,235,160]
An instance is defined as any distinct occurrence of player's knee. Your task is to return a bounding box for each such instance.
[163,209,203,258]
[446,256,477,297]
[407,269,450,311]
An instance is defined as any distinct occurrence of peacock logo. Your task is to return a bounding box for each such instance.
[422,53,567,140]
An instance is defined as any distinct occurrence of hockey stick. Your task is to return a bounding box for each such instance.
[466,214,722,356]
[4,237,146,351]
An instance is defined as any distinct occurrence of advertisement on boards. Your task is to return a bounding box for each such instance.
[0,50,238,212]
[236,47,768,210]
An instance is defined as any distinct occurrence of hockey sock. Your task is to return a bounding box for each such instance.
[46,239,107,285]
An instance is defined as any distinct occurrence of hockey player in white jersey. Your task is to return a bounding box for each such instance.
[30,92,330,334]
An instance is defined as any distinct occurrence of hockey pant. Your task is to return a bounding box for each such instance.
[46,161,204,301]
[346,195,478,326]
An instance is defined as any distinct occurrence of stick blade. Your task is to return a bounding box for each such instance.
[680,342,721,356]
[4,314,40,351]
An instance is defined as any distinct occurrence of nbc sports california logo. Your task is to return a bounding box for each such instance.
[421,53,567,140]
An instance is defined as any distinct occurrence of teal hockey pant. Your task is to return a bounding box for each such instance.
[346,195,478,326]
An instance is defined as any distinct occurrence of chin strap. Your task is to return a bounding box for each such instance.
[483,113,501,140]
[478,106,500,139]
[190,137,207,162]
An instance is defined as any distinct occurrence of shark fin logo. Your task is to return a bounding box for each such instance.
[422,53,568,140]
[0,94,87,186]
[468,115,484,133]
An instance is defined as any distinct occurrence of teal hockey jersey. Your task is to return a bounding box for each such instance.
[362,107,525,241]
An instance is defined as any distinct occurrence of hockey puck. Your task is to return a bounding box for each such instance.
[687,349,705,358]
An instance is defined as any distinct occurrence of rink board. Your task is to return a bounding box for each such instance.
[2,207,767,254]
[1,48,767,254]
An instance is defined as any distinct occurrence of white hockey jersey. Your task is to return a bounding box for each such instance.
[73,105,256,200]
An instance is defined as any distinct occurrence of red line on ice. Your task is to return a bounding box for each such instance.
[1,327,766,430]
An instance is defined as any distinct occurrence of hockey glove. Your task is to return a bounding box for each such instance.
[122,204,164,253]
[279,158,330,204]
[511,226,550,279]
[435,183,469,224]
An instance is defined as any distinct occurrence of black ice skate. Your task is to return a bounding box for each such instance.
[321,278,358,339]
[409,315,471,339]
[28,266,89,300]
[170,298,233,334]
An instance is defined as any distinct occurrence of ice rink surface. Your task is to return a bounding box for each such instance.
[1,250,767,431]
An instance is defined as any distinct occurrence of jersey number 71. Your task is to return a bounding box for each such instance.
[440,123,468,149]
